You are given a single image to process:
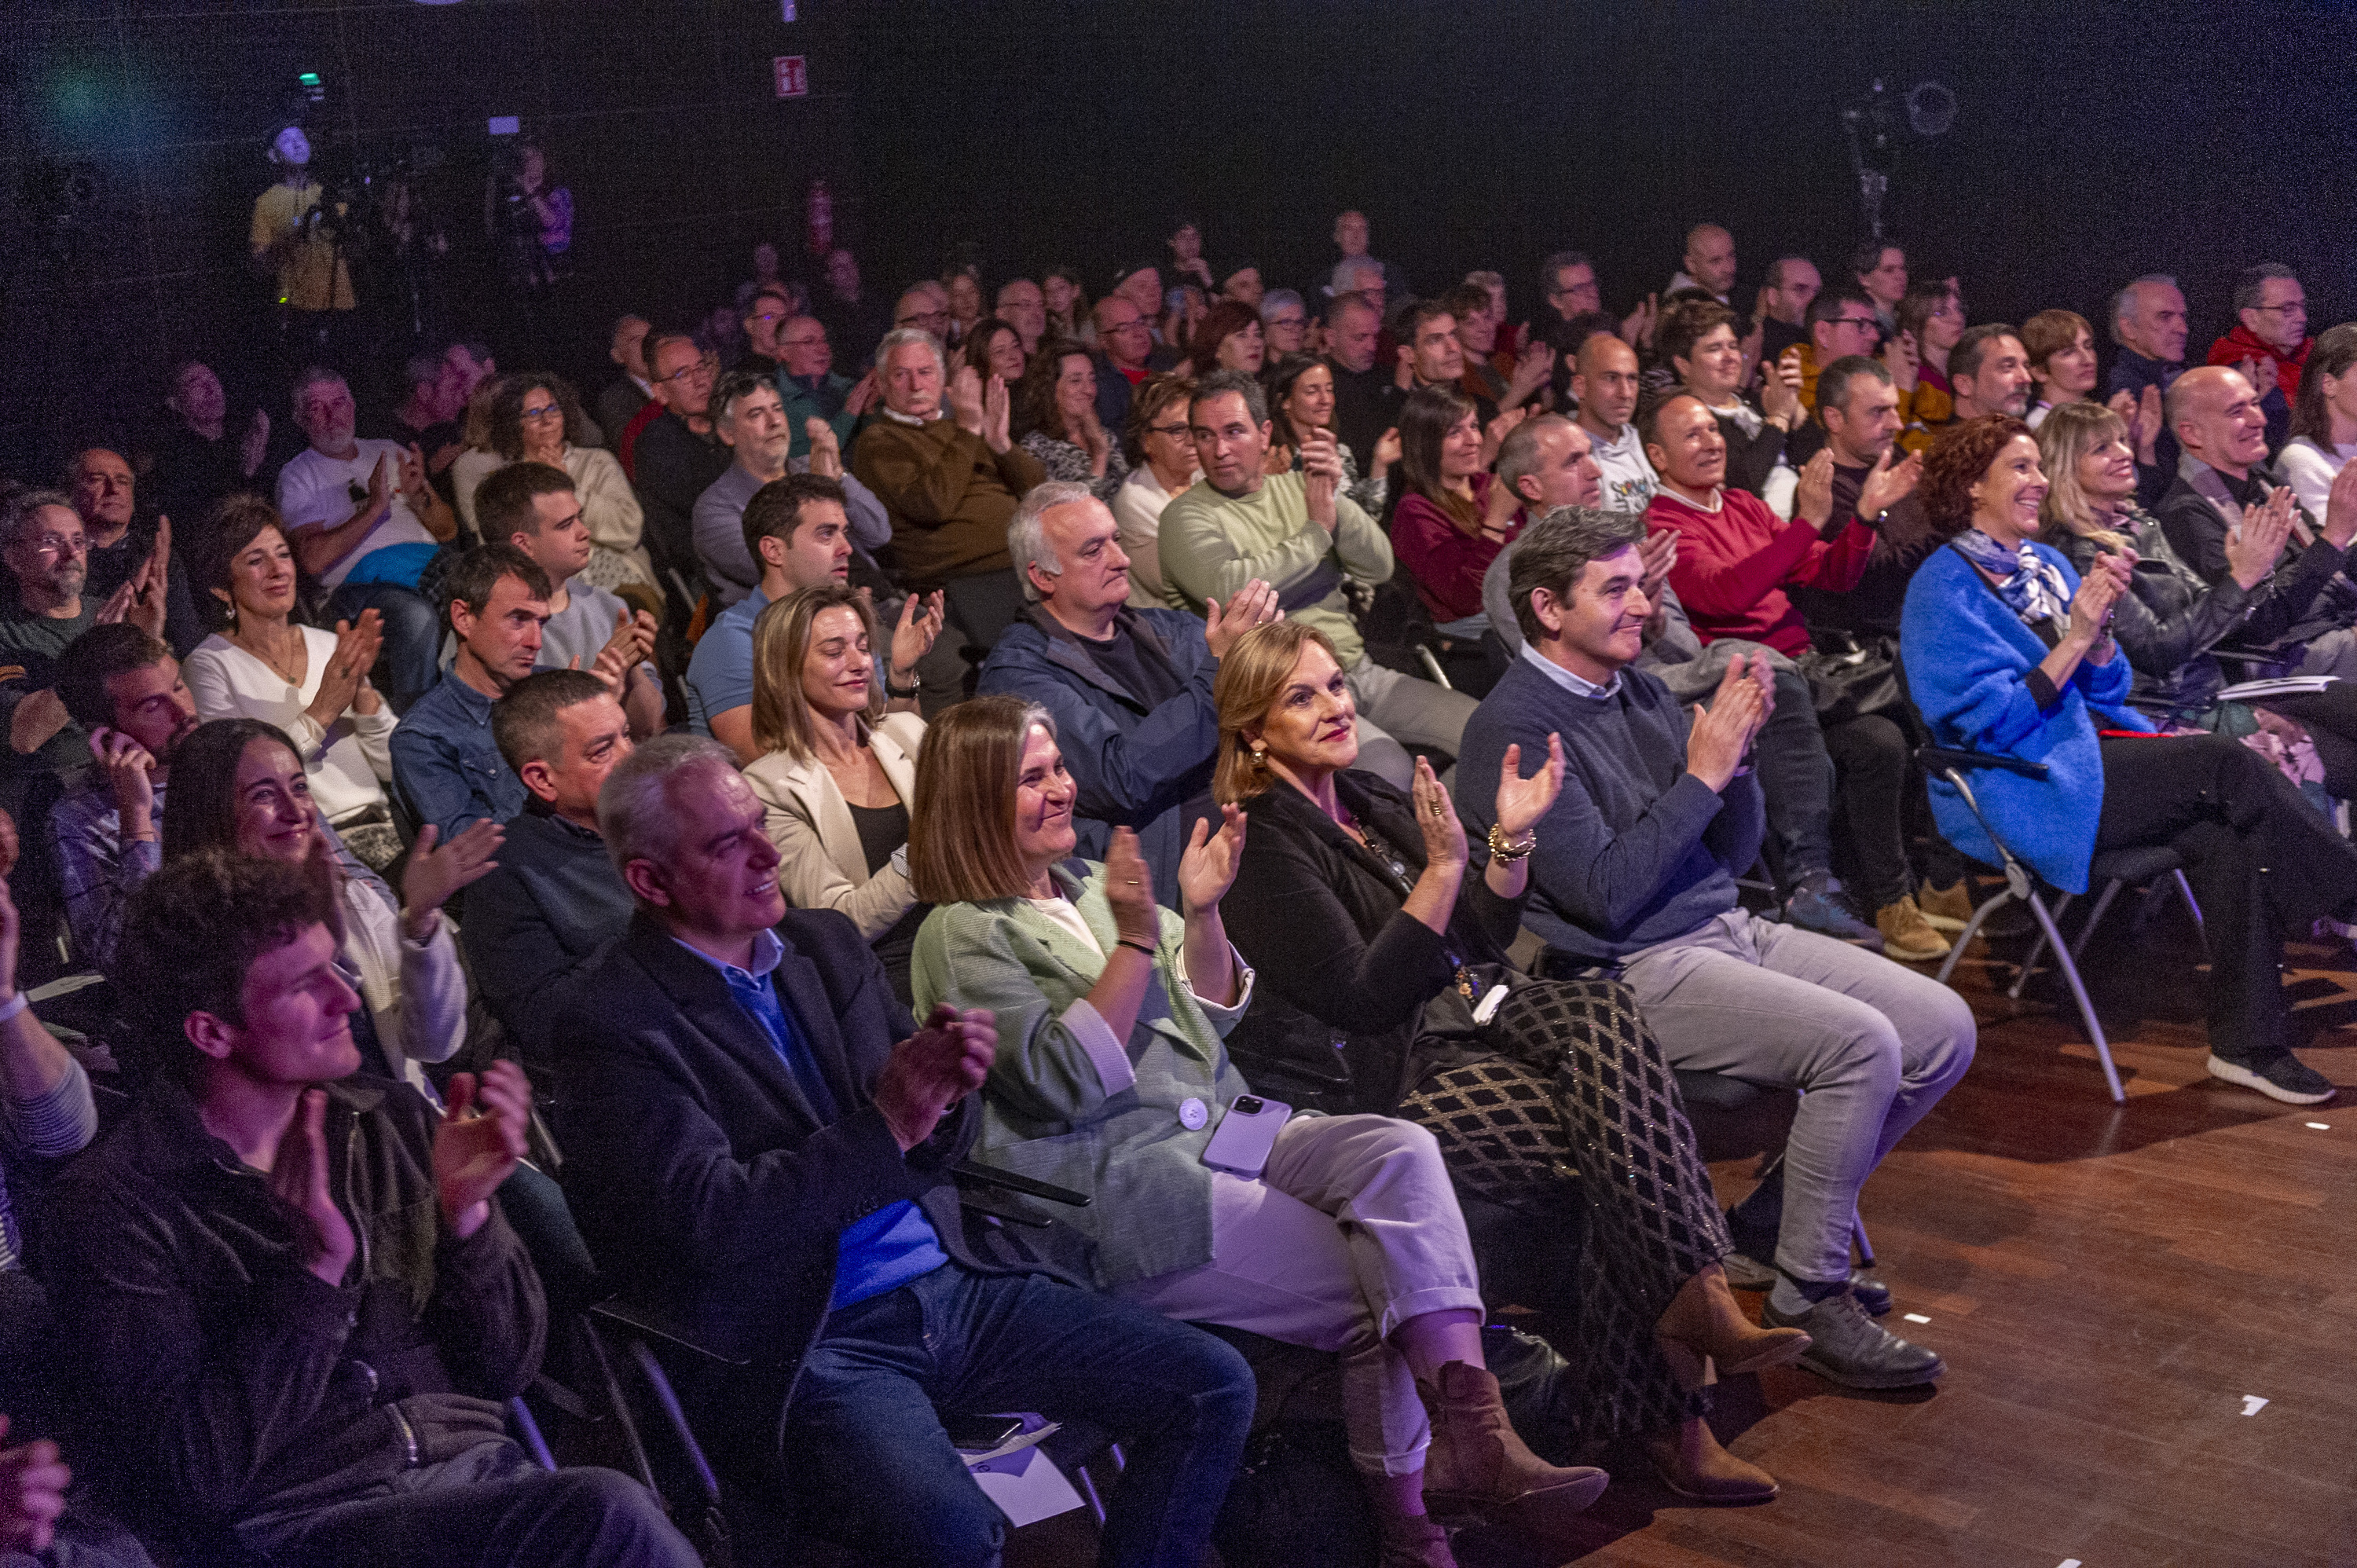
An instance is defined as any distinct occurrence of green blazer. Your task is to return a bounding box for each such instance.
[912,861,1255,1288]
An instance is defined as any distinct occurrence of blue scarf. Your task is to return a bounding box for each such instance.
[1952,528,2071,627]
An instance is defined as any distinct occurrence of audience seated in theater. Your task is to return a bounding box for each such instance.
[850,327,1041,674]
[1324,289,1395,467]
[2036,398,2357,799]
[815,247,893,372]
[2154,365,2357,681]
[1016,339,1129,502]
[1260,288,1310,357]
[2207,262,2310,454]
[1161,369,1474,786]
[1851,240,1908,335]
[1446,281,1554,418]
[1109,373,1201,606]
[1387,299,1501,435]
[692,370,883,610]
[2022,309,2101,430]
[51,625,200,968]
[1783,355,1936,646]
[2282,322,2357,519]
[1756,257,1820,364]
[629,330,732,618]
[909,695,1609,1561]
[449,375,651,595]
[275,368,456,711]
[390,544,549,839]
[1572,332,1660,513]
[1538,250,1655,362]
[1947,323,2033,426]
[981,482,1276,909]
[742,584,931,1004]
[1904,414,2357,1105]
[1783,288,1881,413]
[1183,299,1267,380]
[1639,391,1935,954]
[475,463,663,738]
[548,732,1254,1568]
[690,474,938,763]
[1659,299,1802,496]
[1462,506,1971,1385]
[64,447,203,655]
[161,716,492,1100]
[1208,621,1806,1504]
[962,315,1028,389]
[995,277,1047,357]
[145,358,272,535]
[462,669,637,1071]
[1265,352,1395,518]
[893,280,954,349]
[733,283,794,381]
[777,313,867,462]
[597,313,654,449]
[1384,386,1516,691]
[183,497,399,870]
[53,848,697,1566]
[0,833,99,1283]
[1668,222,1738,305]
[0,489,171,815]
[1884,279,1965,454]
[1088,291,1170,435]
[2106,275,2187,475]
[1329,207,1407,303]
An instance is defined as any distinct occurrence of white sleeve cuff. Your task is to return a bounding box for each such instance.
[1060,998,1136,1097]
[1175,943,1255,1023]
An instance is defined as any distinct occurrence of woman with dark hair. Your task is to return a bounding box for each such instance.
[182,496,401,870]
[1014,339,1127,500]
[962,315,1028,386]
[909,694,1633,1559]
[1111,373,1200,606]
[450,372,650,591]
[1262,351,1393,516]
[1208,621,1806,1504]
[1043,266,1087,340]
[1184,299,1265,377]
[1384,387,1511,691]
[2282,321,2357,518]
[159,718,500,1101]
[1902,414,2357,1105]
[1892,280,1963,452]
[941,262,983,350]
[2022,309,2100,430]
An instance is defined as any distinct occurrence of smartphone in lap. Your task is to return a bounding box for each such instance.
[1199,1094,1292,1178]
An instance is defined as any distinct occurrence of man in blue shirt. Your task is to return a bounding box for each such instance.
[549,735,1252,1568]
[390,544,548,841]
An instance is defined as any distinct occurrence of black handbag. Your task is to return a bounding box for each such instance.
[1797,632,1908,727]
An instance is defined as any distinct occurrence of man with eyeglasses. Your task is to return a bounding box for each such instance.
[1758,257,1821,365]
[735,284,797,381]
[995,278,1048,357]
[2207,262,2311,455]
[693,371,887,610]
[631,331,735,622]
[1785,289,1884,413]
[64,447,203,654]
[893,282,953,345]
[1090,293,1177,438]
[771,313,862,463]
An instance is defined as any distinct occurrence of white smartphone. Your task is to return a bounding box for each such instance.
[1199,1094,1292,1178]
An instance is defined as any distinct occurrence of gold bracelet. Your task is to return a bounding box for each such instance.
[1487,823,1537,863]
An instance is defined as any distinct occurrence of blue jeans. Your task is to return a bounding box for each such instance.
[330,579,442,714]
[780,1263,1252,1568]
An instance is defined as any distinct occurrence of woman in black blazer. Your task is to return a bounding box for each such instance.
[1211,621,1806,1503]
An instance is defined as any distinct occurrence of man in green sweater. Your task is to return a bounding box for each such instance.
[1159,369,1474,785]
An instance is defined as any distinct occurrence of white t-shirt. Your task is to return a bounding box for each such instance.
[1588,423,1661,514]
[2281,435,2357,522]
[276,440,439,588]
[184,627,395,822]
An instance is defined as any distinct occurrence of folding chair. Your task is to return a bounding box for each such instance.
[1921,746,2204,1103]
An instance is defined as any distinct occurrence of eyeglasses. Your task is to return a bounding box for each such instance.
[521,404,563,420]
[1266,315,1306,329]
[1148,421,1192,440]
[2252,301,2308,315]
[29,533,87,558]
[660,362,714,383]
[896,310,951,328]
[1830,316,1879,331]
[1105,318,1150,335]
[779,335,827,350]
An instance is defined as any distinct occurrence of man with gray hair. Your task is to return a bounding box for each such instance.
[1161,369,1476,784]
[1457,504,1971,1393]
[979,481,1277,907]
[2207,261,2311,453]
[549,733,1255,1568]
[691,369,887,610]
[2106,273,2190,473]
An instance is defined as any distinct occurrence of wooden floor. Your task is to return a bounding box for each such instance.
[1453,906,2357,1568]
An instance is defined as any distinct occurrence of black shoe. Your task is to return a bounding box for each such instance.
[1761,1290,1944,1388]
[2206,1053,2335,1106]
[1849,1270,1892,1317]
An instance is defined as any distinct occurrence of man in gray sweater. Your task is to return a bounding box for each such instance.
[1454,504,1974,1391]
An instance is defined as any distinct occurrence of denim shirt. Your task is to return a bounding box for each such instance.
[389,669,525,840]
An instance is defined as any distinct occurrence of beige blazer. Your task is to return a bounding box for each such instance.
[742,711,926,940]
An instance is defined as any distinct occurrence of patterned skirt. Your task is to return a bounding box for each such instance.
[1398,977,1731,1439]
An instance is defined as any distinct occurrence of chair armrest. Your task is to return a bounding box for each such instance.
[952,1159,1091,1208]
[588,1296,753,1368]
[1917,746,2051,781]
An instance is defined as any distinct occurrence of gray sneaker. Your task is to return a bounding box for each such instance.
[1761,1288,1944,1388]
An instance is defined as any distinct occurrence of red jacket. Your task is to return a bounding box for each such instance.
[1391,473,1505,622]
[1649,485,1872,657]
[2206,322,2311,401]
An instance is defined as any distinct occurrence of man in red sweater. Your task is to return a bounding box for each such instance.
[2205,262,2310,452]
[1640,393,1948,960]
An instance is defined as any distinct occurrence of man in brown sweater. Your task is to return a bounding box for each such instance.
[852,328,1041,689]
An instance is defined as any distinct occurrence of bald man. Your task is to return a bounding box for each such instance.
[1669,223,1736,304]
[2155,365,2357,679]
[1570,334,1658,511]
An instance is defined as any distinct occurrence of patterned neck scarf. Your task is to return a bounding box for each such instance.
[1953,526,2071,627]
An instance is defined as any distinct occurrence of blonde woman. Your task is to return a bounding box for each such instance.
[742,583,929,1002]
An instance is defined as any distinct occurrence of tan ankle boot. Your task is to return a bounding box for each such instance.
[1376,1510,1457,1568]
[1643,1416,1778,1504]
[1415,1361,1610,1533]
[1655,1263,1813,1381]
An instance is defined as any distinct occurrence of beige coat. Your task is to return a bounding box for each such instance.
[742,711,926,939]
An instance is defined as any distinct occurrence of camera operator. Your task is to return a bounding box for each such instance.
[249,126,357,346]
[485,141,572,294]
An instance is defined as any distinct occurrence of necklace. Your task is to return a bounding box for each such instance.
[233,622,307,689]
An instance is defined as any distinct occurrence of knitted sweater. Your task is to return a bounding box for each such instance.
[850,416,1044,583]
[1649,484,1875,657]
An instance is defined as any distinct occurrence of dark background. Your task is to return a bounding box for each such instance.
[6,0,2355,477]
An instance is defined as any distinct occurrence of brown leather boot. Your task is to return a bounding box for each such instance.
[1415,1361,1611,1533]
[1375,1509,1458,1568]
[1643,1416,1778,1504]
[1655,1262,1813,1380]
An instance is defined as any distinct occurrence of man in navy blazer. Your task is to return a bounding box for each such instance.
[549,734,1251,1568]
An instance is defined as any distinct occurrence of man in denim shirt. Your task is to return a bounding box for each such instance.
[390,546,548,841]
